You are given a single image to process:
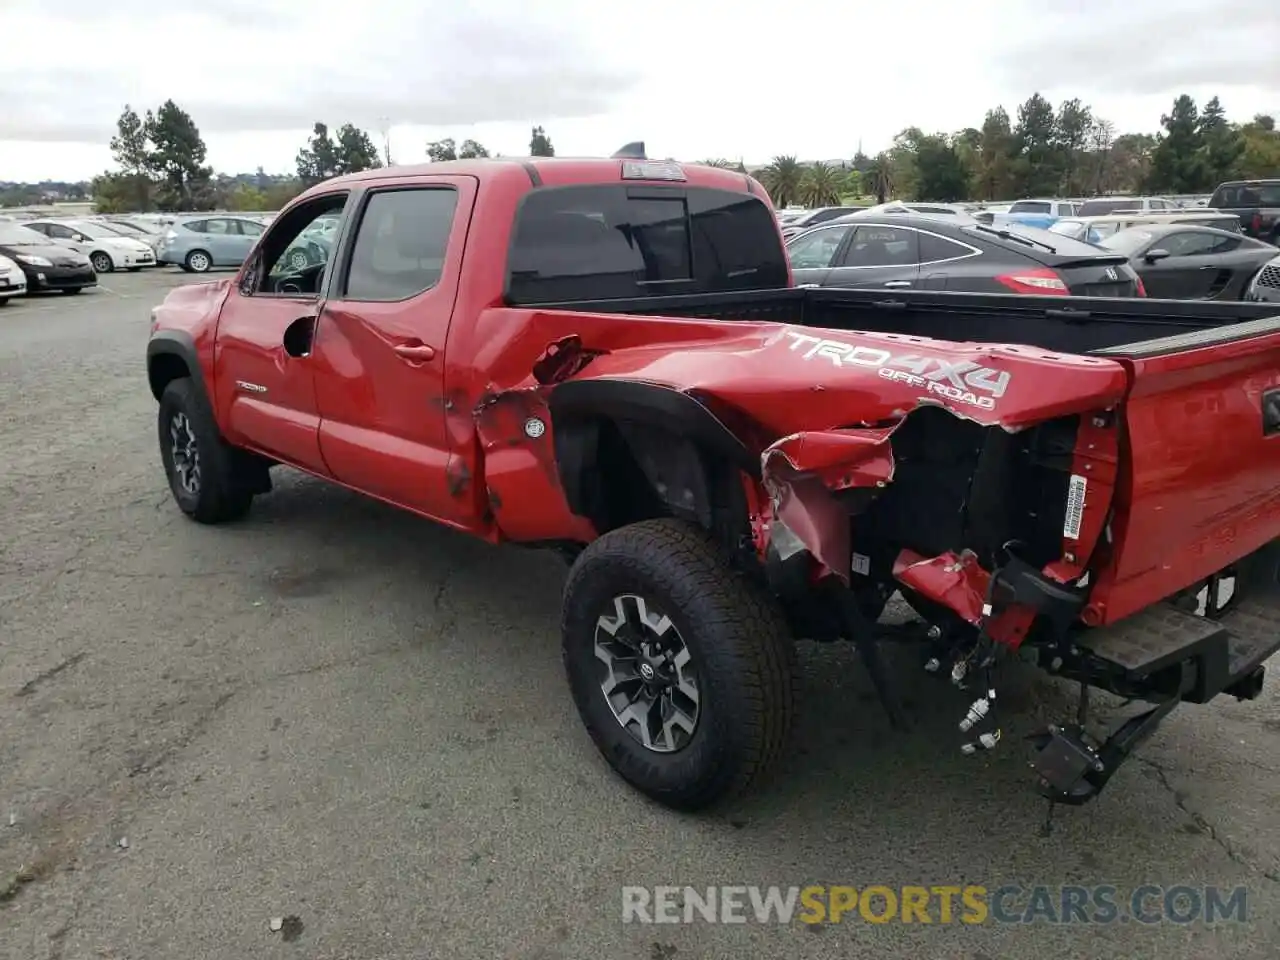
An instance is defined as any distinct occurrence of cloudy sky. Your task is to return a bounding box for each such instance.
[1,0,1277,182]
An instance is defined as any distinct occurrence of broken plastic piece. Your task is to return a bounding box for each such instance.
[270,917,284,932]
[117,837,129,849]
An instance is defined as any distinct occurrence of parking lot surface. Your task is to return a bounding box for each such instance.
[2,269,1279,959]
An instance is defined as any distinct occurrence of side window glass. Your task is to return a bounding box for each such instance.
[49,224,75,240]
[343,188,459,302]
[243,193,349,296]
[919,233,973,263]
[786,226,849,269]
[184,220,207,234]
[204,219,229,235]
[842,226,919,267]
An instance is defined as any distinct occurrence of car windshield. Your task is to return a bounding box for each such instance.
[106,220,157,236]
[0,224,51,245]
[1099,229,1157,255]
[68,221,128,240]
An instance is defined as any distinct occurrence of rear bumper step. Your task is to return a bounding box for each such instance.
[1075,598,1280,703]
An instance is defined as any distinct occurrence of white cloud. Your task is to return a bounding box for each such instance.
[1,0,1277,182]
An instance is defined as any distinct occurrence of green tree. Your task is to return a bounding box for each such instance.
[529,126,554,156]
[698,158,737,168]
[758,155,804,207]
[458,139,490,159]
[144,100,214,210]
[426,138,457,162]
[334,123,382,173]
[864,153,894,203]
[914,134,970,201]
[975,107,1015,200]
[1086,118,1116,194]
[1146,94,1206,193]
[1053,98,1093,195]
[227,183,270,211]
[296,122,341,185]
[1197,97,1245,188]
[108,105,154,211]
[1239,115,1280,178]
[1010,92,1059,196]
[798,162,843,207]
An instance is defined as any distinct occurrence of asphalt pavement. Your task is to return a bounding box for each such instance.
[2,269,1279,960]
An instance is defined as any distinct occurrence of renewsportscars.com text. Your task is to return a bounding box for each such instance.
[621,884,1248,925]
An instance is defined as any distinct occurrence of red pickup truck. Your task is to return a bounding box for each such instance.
[146,155,1280,814]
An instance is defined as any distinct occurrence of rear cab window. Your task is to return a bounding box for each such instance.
[1078,199,1143,217]
[505,185,789,304]
[1010,200,1052,214]
[1210,182,1280,208]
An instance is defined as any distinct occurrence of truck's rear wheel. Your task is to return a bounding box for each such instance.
[561,518,796,810]
[157,378,254,524]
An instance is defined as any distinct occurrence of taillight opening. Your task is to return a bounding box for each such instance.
[995,267,1069,296]
[1134,275,1147,297]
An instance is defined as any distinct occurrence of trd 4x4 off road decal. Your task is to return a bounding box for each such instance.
[782,332,1012,411]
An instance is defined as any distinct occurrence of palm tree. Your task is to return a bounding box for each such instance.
[865,153,894,203]
[759,155,804,208]
[698,158,736,168]
[799,162,843,207]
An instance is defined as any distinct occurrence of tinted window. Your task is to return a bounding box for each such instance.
[1010,200,1051,214]
[786,224,851,269]
[1078,199,1142,216]
[24,223,50,235]
[47,223,78,240]
[842,226,919,266]
[919,232,974,262]
[506,185,788,304]
[1161,231,1240,257]
[809,208,851,225]
[183,220,208,233]
[344,188,458,302]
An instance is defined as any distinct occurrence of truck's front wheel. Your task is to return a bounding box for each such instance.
[561,518,796,810]
[158,378,255,524]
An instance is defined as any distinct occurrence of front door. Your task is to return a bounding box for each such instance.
[211,192,351,472]
[786,223,854,286]
[824,223,922,289]
[309,177,476,526]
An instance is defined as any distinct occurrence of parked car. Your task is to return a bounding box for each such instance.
[0,252,27,305]
[786,212,1143,295]
[779,206,869,239]
[1245,252,1280,302]
[145,154,1280,815]
[849,201,981,220]
[97,217,165,257]
[280,214,340,271]
[156,215,267,273]
[1098,224,1279,300]
[1207,179,1280,243]
[992,198,1080,230]
[0,222,96,294]
[21,218,155,273]
[1049,211,1242,245]
[1076,196,1181,217]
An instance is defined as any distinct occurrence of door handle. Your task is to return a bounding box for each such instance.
[393,343,436,362]
[883,280,912,288]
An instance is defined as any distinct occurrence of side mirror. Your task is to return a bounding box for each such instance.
[1144,248,1170,263]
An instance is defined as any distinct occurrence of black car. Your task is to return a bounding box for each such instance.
[0,222,97,294]
[1097,223,1279,300]
[785,212,1144,296]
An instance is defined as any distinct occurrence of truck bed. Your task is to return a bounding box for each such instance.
[534,287,1280,355]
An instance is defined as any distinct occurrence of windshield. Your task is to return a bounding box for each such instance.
[69,221,128,240]
[1099,229,1157,255]
[0,224,51,245]
[105,219,156,236]
[1078,198,1145,216]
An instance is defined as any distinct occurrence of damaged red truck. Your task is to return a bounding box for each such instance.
[146,155,1280,813]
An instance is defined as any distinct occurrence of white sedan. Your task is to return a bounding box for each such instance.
[21,219,156,273]
[0,253,27,306]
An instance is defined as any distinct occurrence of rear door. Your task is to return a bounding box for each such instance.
[309,176,477,526]
[823,223,921,289]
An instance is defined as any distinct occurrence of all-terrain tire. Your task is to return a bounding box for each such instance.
[157,377,254,523]
[562,518,797,810]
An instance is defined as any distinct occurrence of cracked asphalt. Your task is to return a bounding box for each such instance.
[2,270,1279,960]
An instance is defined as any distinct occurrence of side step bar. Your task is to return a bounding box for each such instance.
[1074,597,1280,703]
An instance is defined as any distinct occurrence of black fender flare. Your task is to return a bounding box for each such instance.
[146,330,208,403]
[547,378,761,527]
